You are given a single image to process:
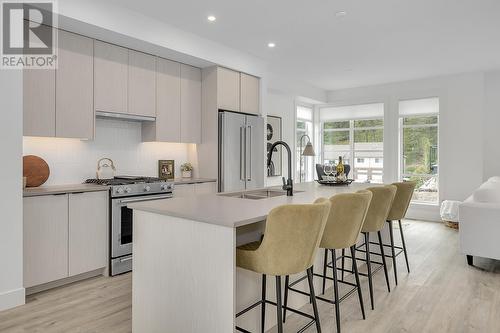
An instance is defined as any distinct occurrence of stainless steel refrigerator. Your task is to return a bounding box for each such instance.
[218,111,264,192]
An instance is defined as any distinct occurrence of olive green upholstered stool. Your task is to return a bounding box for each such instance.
[286,191,372,333]
[344,185,397,310]
[235,199,331,333]
[385,181,417,285]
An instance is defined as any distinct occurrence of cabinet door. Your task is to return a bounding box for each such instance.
[240,73,260,115]
[23,194,68,288]
[23,68,55,137]
[128,50,156,117]
[217,67,240,112]
[174,184,196,198]
[180,64,201,143]
[69,191,108,276]
[153,58,181,142]
[94,41,128,114]
[195,182,217,195]
[56,30,94,139]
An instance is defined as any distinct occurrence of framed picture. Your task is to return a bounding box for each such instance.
[266,115,282,177]
[158,160,175,180]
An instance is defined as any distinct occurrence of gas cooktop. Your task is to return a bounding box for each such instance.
[84,176,166,186]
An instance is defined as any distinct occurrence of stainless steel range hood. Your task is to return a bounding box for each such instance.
[95,111,156,122]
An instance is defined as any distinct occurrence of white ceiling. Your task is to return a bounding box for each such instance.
[105,0,500,90]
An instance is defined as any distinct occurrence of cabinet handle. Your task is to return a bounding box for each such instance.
[52,193,66,196]
[71,192,84,195]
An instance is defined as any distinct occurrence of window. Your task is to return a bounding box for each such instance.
[399,98,439,204]
[320,103,384,183]
[296,105,314,182]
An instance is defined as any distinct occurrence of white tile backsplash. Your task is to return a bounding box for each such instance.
[23,118,195,185]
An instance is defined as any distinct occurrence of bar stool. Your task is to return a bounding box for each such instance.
[235,199,331,333]
[385,181,416,285]
[285,191,372,333]
[345,185,397,310]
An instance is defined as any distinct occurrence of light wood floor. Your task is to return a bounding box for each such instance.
[1,220,500,333]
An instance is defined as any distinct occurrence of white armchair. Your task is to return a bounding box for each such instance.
[459,176,500,266]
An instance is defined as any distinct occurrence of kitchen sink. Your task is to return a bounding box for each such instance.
[219,189,303,200]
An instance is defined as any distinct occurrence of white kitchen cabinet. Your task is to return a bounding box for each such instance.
[56,30,94,139]
[180,64,202,143]
[240,73,260,115]
[94,40,128,114]
[143,58,181,142]
[195,182,217,194]
[69,191,108,276]
[217,67,240,112]
[23,194,69,288]
[128,50,156,117]
[23,68,56,137]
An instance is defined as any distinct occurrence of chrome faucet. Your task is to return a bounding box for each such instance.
[267,140,293,196]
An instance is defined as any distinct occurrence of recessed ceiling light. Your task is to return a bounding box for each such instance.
[207,15,216,22]
[267,42,276,48]
[335,11,347,17]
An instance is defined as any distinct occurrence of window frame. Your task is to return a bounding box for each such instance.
[321,116,384,183]
[295,104,315,182]
[398,112,440,204]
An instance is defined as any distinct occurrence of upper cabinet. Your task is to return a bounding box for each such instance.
[23,28,94,139]
[217,67,240,112]
[240,73,260,115]
[56,31,94,139]
[216,67,260,115]
[180,64,202,144]
[128,50,156,117]
[94,41,128,114]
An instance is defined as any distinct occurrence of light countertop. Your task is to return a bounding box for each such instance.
[23,184,109,197]
[129,182,375,228]
[173,178,216,185]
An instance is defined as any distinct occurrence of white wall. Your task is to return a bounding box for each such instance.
[327,72,487,221]
[0,71,25,310]
[23,119,194,185]
[483,70,500,180]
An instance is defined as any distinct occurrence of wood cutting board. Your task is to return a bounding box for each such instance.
[23,155,50,187]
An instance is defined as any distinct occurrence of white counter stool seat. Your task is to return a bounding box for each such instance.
[235,199,331,333]
[284,191,372,333]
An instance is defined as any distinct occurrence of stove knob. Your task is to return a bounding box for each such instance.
[125,187,132,193]
[116,187,124,194]
[144,185,151,192]
[161,184,171,191]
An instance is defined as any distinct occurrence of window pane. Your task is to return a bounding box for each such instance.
[324,130,349,146]
[324,121,349,129]
[297,121,306,130]
[323,152,351,167]
[353,152,383,183]
[354,129,383,150]
[403,126,438,175]
[403,116,438,126]
[403,176,438,204]
[354,119,383,128]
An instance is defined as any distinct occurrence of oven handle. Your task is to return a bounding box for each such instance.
[117,194,173,204]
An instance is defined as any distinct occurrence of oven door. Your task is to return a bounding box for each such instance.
[111,193,173,259]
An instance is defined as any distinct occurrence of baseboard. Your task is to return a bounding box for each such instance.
[406,203,441,222]
[0,287,25,312]
[26,268,105,295]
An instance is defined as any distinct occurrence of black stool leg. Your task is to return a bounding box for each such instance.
[331,249,341,333]
[275,276,283,333]
[398,220,410,273]
[341,248,345,281]
[307,267,322,333]
[467,255,474,266]
[364,232,374,310]
[261,274,266,333]
[350,246,365,320]
[282,275,289,322]
[322,248,328,294]
[388,220,398,285]
[378,231,390,292]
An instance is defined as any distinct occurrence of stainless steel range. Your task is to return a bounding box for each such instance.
[85,176,174,276]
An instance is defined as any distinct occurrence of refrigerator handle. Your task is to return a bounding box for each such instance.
[240,126,245,181]
[247,125,252,181]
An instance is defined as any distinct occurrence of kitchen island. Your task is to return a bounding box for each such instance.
[129,182,373,333]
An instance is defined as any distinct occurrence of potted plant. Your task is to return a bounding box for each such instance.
[180,162,193,178]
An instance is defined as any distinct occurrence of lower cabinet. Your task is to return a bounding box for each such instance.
[23,191,108,288]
